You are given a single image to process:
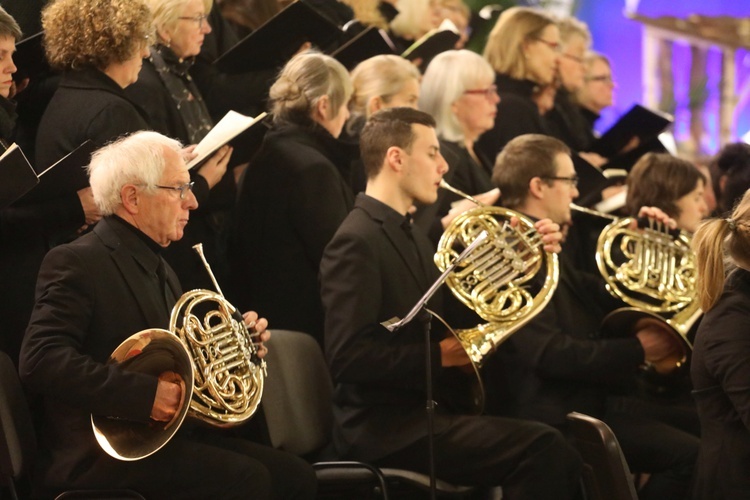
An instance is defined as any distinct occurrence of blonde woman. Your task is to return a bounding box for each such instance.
[232,51,354,344]
[345,54,420,191]
[476,7,559,161]
[691,190,750,499]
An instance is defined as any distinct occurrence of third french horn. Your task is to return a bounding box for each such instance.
[570,204,700,374]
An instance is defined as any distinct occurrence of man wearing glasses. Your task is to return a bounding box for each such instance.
[484,133,698,500]
[19,131,316,499]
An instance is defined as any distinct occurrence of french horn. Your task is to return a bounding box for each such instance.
[570,204,700,374]
[92,244,266,461]
[435,180,559,369]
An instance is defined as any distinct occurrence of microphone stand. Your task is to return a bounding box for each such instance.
[381,231,488,500]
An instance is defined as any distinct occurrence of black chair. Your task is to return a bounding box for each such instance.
[261,330,477,499]
[0,350,144,500]
[566,411,638,500]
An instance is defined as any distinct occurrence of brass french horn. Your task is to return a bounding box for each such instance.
[570,204,700,374]
[92,244,266,461]
[435,180,559,369]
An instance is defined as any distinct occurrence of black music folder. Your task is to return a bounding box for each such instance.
[13,32,49,83]
[21,140,97,203]
[188,111,270,170]
[589,104,673,159]
[332,26,396,70]
[0,143,37,209]
[214,1,342,74]
[401,20,460,73]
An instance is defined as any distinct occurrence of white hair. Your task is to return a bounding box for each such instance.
[419,50,495,142]
[88,131,183,215]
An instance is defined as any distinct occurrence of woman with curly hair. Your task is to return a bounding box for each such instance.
[35,0,153,169]
[231,51,353,345]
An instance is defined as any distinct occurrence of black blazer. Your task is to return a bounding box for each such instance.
[486,257,644,427]
[691,268,750,499]
[231,122,355,343]
[475,73,549,162]
[35,68,150,170]
[320,194,449,462]
[18,217,180,491]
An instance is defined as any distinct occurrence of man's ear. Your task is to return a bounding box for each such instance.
[528,176,546,200]
[385,146,404,172]
[121,185,140,215]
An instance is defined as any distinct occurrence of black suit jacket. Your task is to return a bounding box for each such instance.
[487,257,645,427]
[691,268,750,499]
[231,122,355,343]
[320,194,448,462]
[18,217,181,490]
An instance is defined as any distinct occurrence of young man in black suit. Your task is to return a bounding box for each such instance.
[19,131,316,499]
[320,107,582,499]
[487,133,699,500]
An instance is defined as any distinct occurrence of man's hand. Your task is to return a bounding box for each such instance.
[579,151,607,169]
[243,310,270,358]
[150,371,183,422]
[635,318,683,370]
[534,218,563,254]
[439,336,471,367]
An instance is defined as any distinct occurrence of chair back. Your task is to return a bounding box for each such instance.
[262,330,333,457]
[0,350,36,490]
[567,412,638,500]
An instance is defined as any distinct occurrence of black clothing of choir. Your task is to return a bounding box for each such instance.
[476,73,548,162]
[545,88,593,152]
[126,45,213,145]
[691,268,750,499]
[231,121,355,343]
[35,68,149,170]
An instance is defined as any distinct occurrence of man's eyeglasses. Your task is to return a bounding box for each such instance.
[533,38,562,53]
[542,175,579,187]
[586,75,615,84]
[154,181,195,200]
[463,85,498,99]
[178,14,209,29]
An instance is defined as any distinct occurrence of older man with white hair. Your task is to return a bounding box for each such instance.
[19,131,316,499]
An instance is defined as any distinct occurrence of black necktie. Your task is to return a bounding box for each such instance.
[156,257,176,310]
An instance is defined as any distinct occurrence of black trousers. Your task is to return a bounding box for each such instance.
[46,429,317,500]
[372,414,582,500]
[605,400,699,500]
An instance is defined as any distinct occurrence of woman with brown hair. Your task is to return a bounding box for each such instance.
[690,190,750,499]
[476,6,560,161]
[626,153,709,233]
